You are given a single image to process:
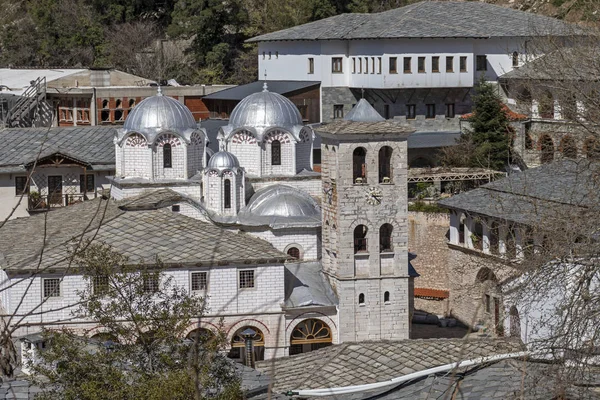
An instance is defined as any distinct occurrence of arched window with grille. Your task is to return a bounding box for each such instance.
[378,146,393,183]
[379,224,393,252]
[354,225,368,253]
[358,293,365,304]
[271,140,281,165]
[224,179,232,209]
[163,143,172,168]
[353,147,367,184]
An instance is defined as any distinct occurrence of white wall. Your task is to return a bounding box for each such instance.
[244,227,321,261]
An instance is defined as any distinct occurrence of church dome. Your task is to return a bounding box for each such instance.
[123,91,197,138]
[228,84,303,130]
[244,185,320,219]
[207,151,240,171]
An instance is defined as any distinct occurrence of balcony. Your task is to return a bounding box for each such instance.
[27,193,97,212]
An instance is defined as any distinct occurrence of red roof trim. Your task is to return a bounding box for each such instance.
[414,287,450,299]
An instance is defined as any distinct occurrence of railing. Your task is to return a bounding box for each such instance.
[6,77,46,127]
[27,193,96,212]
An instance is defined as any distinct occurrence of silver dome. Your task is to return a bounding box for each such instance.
[207,151,240,171]
[344,98,385,122]
[228,85,303,130]
[122,93,197,140]
[244,185,320,219]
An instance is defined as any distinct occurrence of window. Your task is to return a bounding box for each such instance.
[332,57,343,73]
[364,57,368,74]
[191,272,208,292]
[512,51,519,67]
[271,140,281,165]
[485,294,491,313]
[352,57,356,74]
[432,56,440,72]
[384,291,390,303]
[334,104,344,119]
[129,99,136,109]
[445,103,455,118]
[426,104,436,119]
[371,57,375,74]
[446,56,454,72]
[403,57,411,73]
[171,205,180,212]
[353,147,367,183]
[460,56,467,72]
[15,176,29,196]
[358,57,362,73]
[143,275,159,293]
[101,99,110,122]
[378,146,393,183]
[268,51,271,59]
[383,104,390,119]
[476,55,487,71]
[389,57,397,74]
[308,58,314,74]
[262,52,265,59]
[354,225,368,253]
[418,57,425,73]
[287,247,301,259]
[275,51,278,59]
[79,174,95,193]
[377,57,382,74]
[380,224,393,252]
[43,278,60,298]
[358,293,365,305]
[406,104,416,120]
[163,143,172,168]
[224,179,232,209]
[239,270,255,289]
[93,276,109,295]
[114,99,123,121]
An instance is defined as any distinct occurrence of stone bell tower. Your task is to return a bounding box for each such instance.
[317,99,415,342]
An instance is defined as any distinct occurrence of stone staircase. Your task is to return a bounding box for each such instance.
[4,77,48,128]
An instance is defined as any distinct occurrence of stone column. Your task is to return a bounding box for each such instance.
[553,100,562,120]
[449,212,460,245]
[515,228,524,259]
[531,100,540,119]
[465,215,473,249]
[577,101,586,122]
[498,224,507,255]
[482,221,490,255]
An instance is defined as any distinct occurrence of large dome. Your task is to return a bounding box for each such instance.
[244,185,320,219]
[228,85,303,130]
[123,92,197,138]
[207,151,240,171]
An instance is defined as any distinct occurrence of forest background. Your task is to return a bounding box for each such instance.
[0,0,597,85]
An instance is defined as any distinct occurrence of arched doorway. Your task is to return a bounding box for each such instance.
[560,136,577,159]
[289,319,333,356]
[228,326,265,364]
[540,135,554,164]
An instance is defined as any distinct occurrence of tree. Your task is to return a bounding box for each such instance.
[30,242,241,400]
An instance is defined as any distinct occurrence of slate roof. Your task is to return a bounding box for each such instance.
[0,190,288,273]
[0,126,116,173]
[316,120,414,136]
[202,80,320,100]
[255,338,524,392]
[407,131,461,149]
[438,159,600,226]
[284,261,338,308]
[247,1,578,43]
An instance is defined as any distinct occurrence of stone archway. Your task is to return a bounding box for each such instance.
[289,318,333,356]
[227,326,265,364]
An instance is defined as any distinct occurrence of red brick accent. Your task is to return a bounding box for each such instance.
[414,287,449,299]
[461,104,527,121]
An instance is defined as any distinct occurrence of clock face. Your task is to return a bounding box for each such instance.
[365,187,383,205]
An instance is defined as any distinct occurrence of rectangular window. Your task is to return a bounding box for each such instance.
[445,103,455,118]
[332,57,343,73]
[358,58,362,73]
[432,56,440,73]
[460,56,467,72]
[334,104,344,119]
[15,176,29,195]
[403,57,411,73]
[143,275,159,293]
[364,57,368,74]
[79,174,95,193]
[406,104,416,120]
[308,58,314,74]
[352,57,356,74]
[418,57,425,73]
[485,294,491,313]
[476,55,487,71]
[446,56,454,72]
[239,270,255,289]
[191,272,208,292]
[377,57,382,74]
[93,276,109,295]
[383,104,390,119]
[389,57,397,74]
[43,278,60,298]
[371,57,375,74]
[426,104,436,119]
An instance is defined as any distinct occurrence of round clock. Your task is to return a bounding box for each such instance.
[365,187,383,205]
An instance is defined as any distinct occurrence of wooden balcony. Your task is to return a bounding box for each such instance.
[27,193,97,213]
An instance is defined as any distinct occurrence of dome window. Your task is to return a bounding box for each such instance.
[224,179,232,209]
[287,247,301,259]
[271,140,281,166]
[163,143,172,168]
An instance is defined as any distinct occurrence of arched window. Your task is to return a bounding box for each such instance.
[224,179,232,209]
[540,135,554,164]
[512,51,519,67]
[271,140,281,165]
[378,146,393,183]
[129,99,136,109]
[539,92,554,119]
[115,99,123,121]
[353,147,367,184]
[228,326,265,364]
[525,133,533,150]
[101,99,110,122]
[379,224,393,252]
[186,328,214,343]
[560,136,577,159]
[585,137,600,160]
[354,225,368,253]
[163,143,172,168]
[289,319,333,355]
[287,247,301,259]
[358,293,365,304]
[509,306,521,338]
[384,291,390,303]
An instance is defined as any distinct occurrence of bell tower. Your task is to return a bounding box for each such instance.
[318,99,415,342]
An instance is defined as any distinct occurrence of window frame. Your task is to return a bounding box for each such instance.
[364,57,368,74]
[143,274,160,293]
[460,56,467,72]
[239,270,255,289]
[224,179,232,209]
[432,56,440,73]
[190,271,208,292]
[163,143,172,168]
[43,278,61,298]
[79,174,95,194]
[377,57,382,74]
[93,276,109,296]
[403,57,412,74]
[406,104,416,120]
[476,55,487,71]
[308,57,314,74]
[331,57,343,73]
[445,103,455,118]
[418,57,426,73]
[389,57,397,74]
[426,104,436,119]
[15,176,29,196]
[271,140,282,166]
[446,56,454,73]
[352,57,356,74]
[333,104,344,119]
[371,57,375,74]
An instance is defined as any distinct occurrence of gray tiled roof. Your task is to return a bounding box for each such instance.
[407,131,461,149]
[0,190,287,273]
[0,126,116,173]
[256,338,523,392]
[202,80,320,101]
[316,120,414,136]
[284,261,338,308]
[247,1,577,43]
[438,160,600,226]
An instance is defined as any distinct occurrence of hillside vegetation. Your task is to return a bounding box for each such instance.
[0,0,596,85]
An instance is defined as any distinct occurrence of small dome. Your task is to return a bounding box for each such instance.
[244,185,320,219]
[123,93,197,138]
[228,85,303,130]
[207,151,240,171]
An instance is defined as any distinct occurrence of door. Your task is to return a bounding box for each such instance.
[47,176,63,207]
